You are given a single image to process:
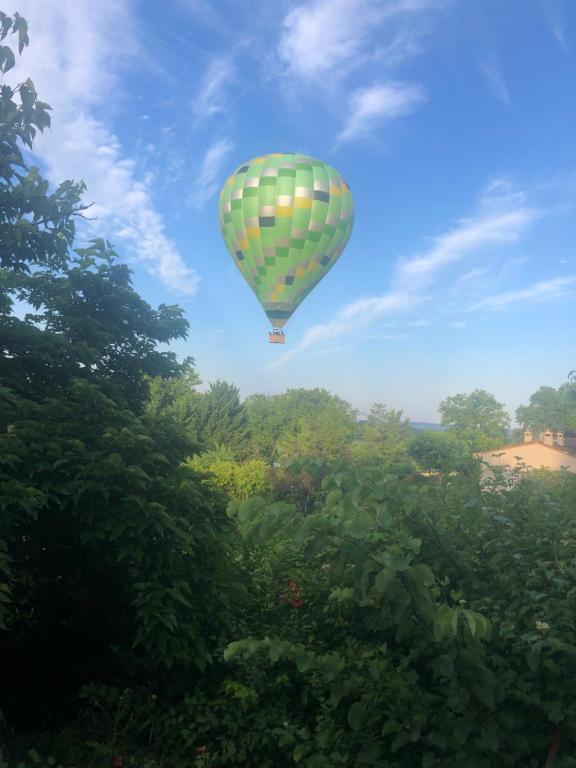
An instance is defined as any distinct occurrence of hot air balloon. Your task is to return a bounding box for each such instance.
[218,153,354,343]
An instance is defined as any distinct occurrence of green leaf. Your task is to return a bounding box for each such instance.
[473,685,495,710]
[347,701,367,732]
[293,744,309,763]
[326,489,343,508]
[347,509,373,538]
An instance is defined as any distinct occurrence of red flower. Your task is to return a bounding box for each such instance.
[111,757,124,768]
[195,745,208,757]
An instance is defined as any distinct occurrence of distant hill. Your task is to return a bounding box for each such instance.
[410,422,445,432]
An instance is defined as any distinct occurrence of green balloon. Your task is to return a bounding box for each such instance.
[218,152,354,329]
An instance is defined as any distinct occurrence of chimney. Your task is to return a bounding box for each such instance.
[543,430,553,447]
[524,430,533,443]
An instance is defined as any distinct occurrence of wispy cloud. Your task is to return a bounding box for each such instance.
[272,291,420,365]
[278,0,380,81]
[469,276,576,311]
[278,0,439,81]
[396,207,537,289]
[335,82,426,144]
[540,0,569,50]
[193,57,236,124]
[274,181,543,364]
[479,57,511,106]
[189,138,234,209]
[11,0,199,295]
[277,0,440,143]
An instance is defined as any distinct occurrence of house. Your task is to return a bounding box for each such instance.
[476,429,576,479]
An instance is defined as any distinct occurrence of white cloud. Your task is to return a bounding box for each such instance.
[479,58,511,106]
[10,0,199,295]
[278,0,439,81]
[335,82,426,144]
[277,0,439,143]
[189,138,234,209]
[396,207,538,289]
[469,276,576,311]
[274,182,543,364]
[272,291,421,365]
[540,0,569,51]
[193,57,236,124]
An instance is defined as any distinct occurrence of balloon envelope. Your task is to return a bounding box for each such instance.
[218,153,354,329]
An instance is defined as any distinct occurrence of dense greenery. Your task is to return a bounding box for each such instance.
[0,10,233,732]
[438,389,510,452]
[2,14,576,768]
[516,383,576,434]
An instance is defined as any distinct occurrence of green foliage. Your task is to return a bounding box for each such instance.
[516,382,576,433]
[4,13,576,768]
[350,403,413,471]
[146,360,201,428]
[0,750,63,768]
[245,388,357,463]
[439,389,510,451]
[195,380,249,457]
[220,461,576,766]
[409,429,462,471]
[0,12,82,275]
[0,12,234,731]
[2,239,188,410]
[190,450,269,499]
[0,380,234,721]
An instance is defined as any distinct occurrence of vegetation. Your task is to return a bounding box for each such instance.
[516,383,576,434]
[2,13,576,768]
[438,389,510,452]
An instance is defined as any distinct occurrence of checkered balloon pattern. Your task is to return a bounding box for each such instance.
[218,153,355,329]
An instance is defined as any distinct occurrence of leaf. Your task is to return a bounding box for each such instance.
[464,609,477,637]
[329,683,347,707]
[295,648,313,673]
[347,509,373,538]
[13,13,29,52]
[450,607,460,637]
[347,701,367,732]
[473,684,495,710]
[326,489,343,509]
[293,744,309,763]
[0,44,15,73]
[223,641,244,662]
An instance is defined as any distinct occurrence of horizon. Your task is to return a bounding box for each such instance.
[12,0,576,422]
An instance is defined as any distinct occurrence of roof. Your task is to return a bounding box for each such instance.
[475,441,576,473]
[484,441,576,456]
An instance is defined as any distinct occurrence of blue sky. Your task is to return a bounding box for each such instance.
[13,0,576,421]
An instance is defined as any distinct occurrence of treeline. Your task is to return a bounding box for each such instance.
[148,372,576,491]
[3,15,576,768]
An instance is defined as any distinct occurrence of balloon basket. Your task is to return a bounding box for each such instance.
[269,330,286,344]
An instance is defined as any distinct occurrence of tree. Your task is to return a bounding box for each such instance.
[1,239,188,410]
[195,380,249,456]
[409,429,461,472]
[516,383,576,434]
[439,389,510,451]
[146,360,203,449]
[0,15,234,728]
[350,403,413,471]
[245,388,356,463]
[243,393,284,463]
